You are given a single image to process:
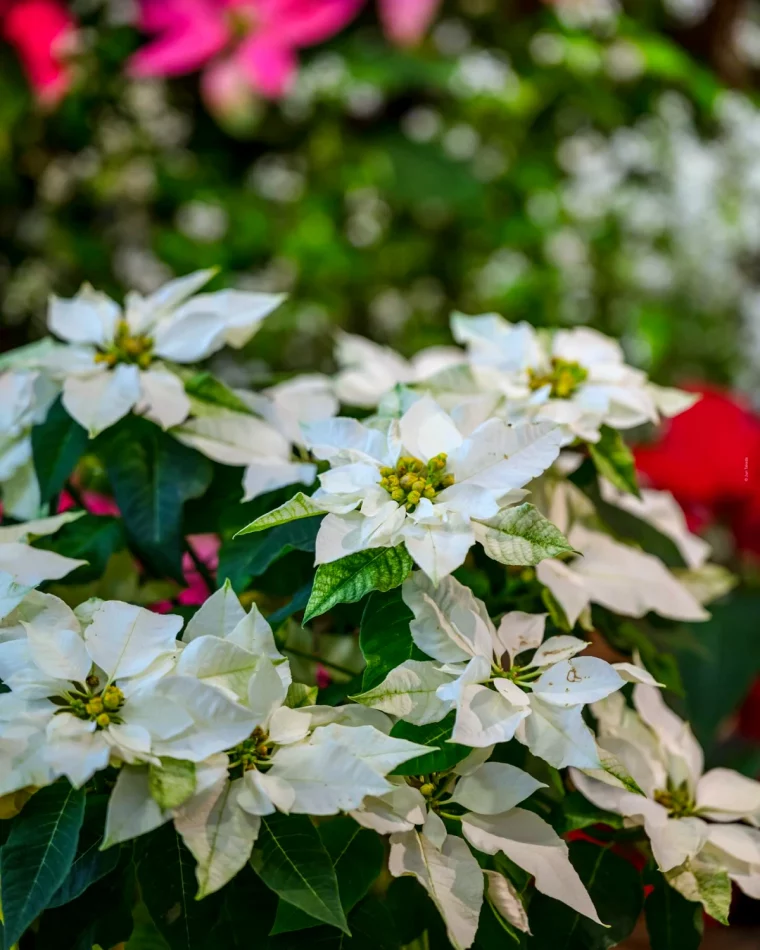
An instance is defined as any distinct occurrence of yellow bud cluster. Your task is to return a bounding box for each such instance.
[95,319,154,370]
[528,357,588,400]
[379,453,455,511]
[69,684,126,728]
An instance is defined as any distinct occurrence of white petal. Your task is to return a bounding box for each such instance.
[536,559,590,628]
[613,663,664,687]
[48,287,120,346]
[706,823,760,866]
[462,809,602,924]
[268,705,311,745]
[302,417,389,465]
[136,368,191,429]
[518,695,601,769]
[184,582,246,643]
[62,365,141,437]
[174,408,289,467]
[174,636,261,700]
[24,613,90,684]
[352,659,454,725]
[242,461,317,502]
[246,656,287,729]
[103,765,170,847]
[351,784,427,834]
[237,768,278,816]
[403,518,474,585]
[175,775,261,898]
[137,269,216,324]
[309,723,431,775]
[484,870,531,934]
[450,762,546,814]
[152,310,227,362]
[85,601,182,681]
[403,572,495,665]
[532,657,625,707]
[494,612,546,666]
[167,289,284,352]
[45,714,110,787]
[453,684,530,748]
[389,828,483,950]
[697,768,760,822]
[264,741,392,815]
[633,685,704,788]
[399,396,463,462]
[451,420,562,494]
[0,543,85,588]
[529,635,588,668]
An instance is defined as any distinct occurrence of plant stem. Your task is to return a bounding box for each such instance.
[65,480,88,512]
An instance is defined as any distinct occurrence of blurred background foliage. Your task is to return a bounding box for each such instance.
[3,0,760,396]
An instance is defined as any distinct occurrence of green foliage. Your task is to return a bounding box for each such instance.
[476,504,576,566]
[304,545,414,622]
[587,428,641,499]
[0,782,85,949]
[645,867,704,950]
[359,588,426,690]
[31,397,89,504]
[389,714,470,775]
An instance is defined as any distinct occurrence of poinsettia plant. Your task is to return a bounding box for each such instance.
[0,275,755,950]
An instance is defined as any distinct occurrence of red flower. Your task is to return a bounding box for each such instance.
[635,386,760,552]
[1,0,76,106]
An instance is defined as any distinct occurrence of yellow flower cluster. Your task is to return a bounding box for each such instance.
[379,453,455,510]
[94,319,153,369]
[528,357,588,399]
[68,684,125,729]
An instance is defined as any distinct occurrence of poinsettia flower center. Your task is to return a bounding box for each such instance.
[654,780,695,818]
[379,453,455,511]
[51,680,125,730]
[528,357,588,399]
[227,725,273,773]
[94,319,154,369]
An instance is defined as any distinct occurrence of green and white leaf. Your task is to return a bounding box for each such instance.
[352,659,454,725]
[588,426,641,499]
[304,545,413,623]
[149,759,197,811]
[475,503,575,566]
[235,493,326,537]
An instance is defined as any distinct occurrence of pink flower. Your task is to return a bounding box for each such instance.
[377,0,440,46]
[129,0,363,111]
[1,0,76,106]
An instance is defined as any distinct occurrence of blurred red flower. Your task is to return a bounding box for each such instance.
[1,0,76,106]
[635,386,760,555]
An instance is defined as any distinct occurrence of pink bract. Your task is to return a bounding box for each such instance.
[377,0,440,45]
[1,0,76,106]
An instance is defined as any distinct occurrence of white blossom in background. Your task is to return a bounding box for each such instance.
[334,331,464,409]
[353,750,602,949]
[355,571,644,765]
[301,396,562,581]
[101,583,430,897]
[173,373,338,501]
[572,686,760,916]
[15,270,285,436]
[451,313,694,444]
[0,369,58,520]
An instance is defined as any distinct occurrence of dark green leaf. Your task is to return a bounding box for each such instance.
[183,371,256,416]
[272,896,400,950]
[587,427,641,499]
[251,813,349,935]
[529,841,641,950]
[31,395,89,503]
[271,817,384,933]
[0,781,85,948]
[267,584,313,628]
[304,545,413,623]
[218,518,321,593]
[554,792,624,835]
[48,794,119,909]
[97,417,213,580]
[125,903,171,950]
[390,714,471,775]
[645,868,703,950]
[360,588,426,691]
[35,513,125,582]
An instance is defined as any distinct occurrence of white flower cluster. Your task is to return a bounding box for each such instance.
[0,272,753,941]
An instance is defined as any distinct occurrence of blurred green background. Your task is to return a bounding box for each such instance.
[3,0,760,395]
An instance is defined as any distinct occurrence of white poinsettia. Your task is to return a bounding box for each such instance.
[355,572,639,766]
[452,313,696,444]
[572,685,760,918]
[0,369,58,519]
[102,584,429,896]
[352,751,601,949]
[0,513,87,622]
[0,593,253,790]
[537,524,709,628]
[174,374,337,502]
[300,395,562,582]
[37,270,284,436]
[334,331,465,409]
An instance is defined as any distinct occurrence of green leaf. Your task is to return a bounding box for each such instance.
[286,683,319,708]
[47,794,119,909]
[183,371,256,416]
[645,867,704,950]
[136,825,219,950]
[126,903,172,950]
[359,589,426,691]
[235,493,326,537]
[31,395,89,503]
[218,518,320,593]
[0,781,85,948]
[304,545,413,623]
[34,513,126,582]
[97,417,213,580]
[663,860,731,925]
[389,714,470,775]
[267,584,313,628]
[587,427,641,499]
[530,841,641,949]
[251,813,349,935]
[554,792,623,835]
[149,759,196,810]
[476,504,575,565]
[271,817,384,933]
